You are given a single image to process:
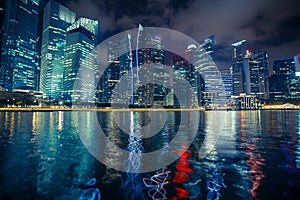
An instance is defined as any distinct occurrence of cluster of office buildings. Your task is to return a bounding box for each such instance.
[229,40,300,109]
[0,0,299,108]
[0,0,98,106]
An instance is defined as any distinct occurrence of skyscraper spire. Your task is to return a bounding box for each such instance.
[136,24,143,86]
[128,33,134,105]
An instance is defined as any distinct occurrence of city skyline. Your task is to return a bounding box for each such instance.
[0,0,299,108]
[1,2,300,200]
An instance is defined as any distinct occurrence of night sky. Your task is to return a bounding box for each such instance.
[39,0,300,67]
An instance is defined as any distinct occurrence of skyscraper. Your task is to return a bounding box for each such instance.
[172,54,190,107]
[186,44,198,104]
[133,24,153,107]
[98,35,131,105]
[288,76,300,100]
[231,40,246,96]
[116,24,164,107]
[63,17,98,104]
[195,36,225,106]
[151,36,165,105]
[290,53,300,100]
[219,68,233,99]
[0,0,5,68]
[201,35,215,61]
[0,0,39,91]
[248,51,270,100]
[40,0,76,100]
[269,58,295,102]
[271,56,300,100]
[231,39,269,100]
[97,25,166,107]
[273,58,295,75]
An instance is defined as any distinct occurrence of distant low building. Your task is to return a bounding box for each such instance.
[228,93,260,110]
[0,90,39,107]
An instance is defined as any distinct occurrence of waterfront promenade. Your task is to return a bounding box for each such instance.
[1,104,300,112]
[0,107,206,112]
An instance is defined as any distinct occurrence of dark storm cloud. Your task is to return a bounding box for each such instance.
[66,0,193,31]
[241,15,268,37]
[252,13,300,60]
[65,0,300,63]
[254,15,300,47]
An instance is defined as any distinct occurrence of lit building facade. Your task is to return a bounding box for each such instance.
[100,40,121,104]
[98,35,132,105]
[0,0,5,69]
[273,58,295,75]
[151,36,165,105]
[269,59,295,102]
[248,51,270,100]
[295,53,300,76]
[186,44,198,105]
[219,68,233,99]
[195,35,225,106]
[201,35,215,61]
[103,25,165,107]
[231,39,270,101]
[132,24,153,107]
[40,0,76,100]
[288,76,300,100]
[172,55,191,107]
[231,40,246,96]
[96,39,123,105]
[63,17,98,104]
[290,53,300,100]
[0,0,39,91]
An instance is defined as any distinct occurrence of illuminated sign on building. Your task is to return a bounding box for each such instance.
[231,39,246,47]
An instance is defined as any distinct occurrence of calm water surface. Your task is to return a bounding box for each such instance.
[0,110,300,200]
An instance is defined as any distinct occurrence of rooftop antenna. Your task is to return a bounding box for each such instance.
[136,24,143,86]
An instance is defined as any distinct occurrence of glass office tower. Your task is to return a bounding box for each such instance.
[63,17,98,104]
[39,0,76,100]
[0,0,39,91]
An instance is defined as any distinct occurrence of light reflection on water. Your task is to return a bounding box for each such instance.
[0,110,300,199]
[120,112,145,200]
